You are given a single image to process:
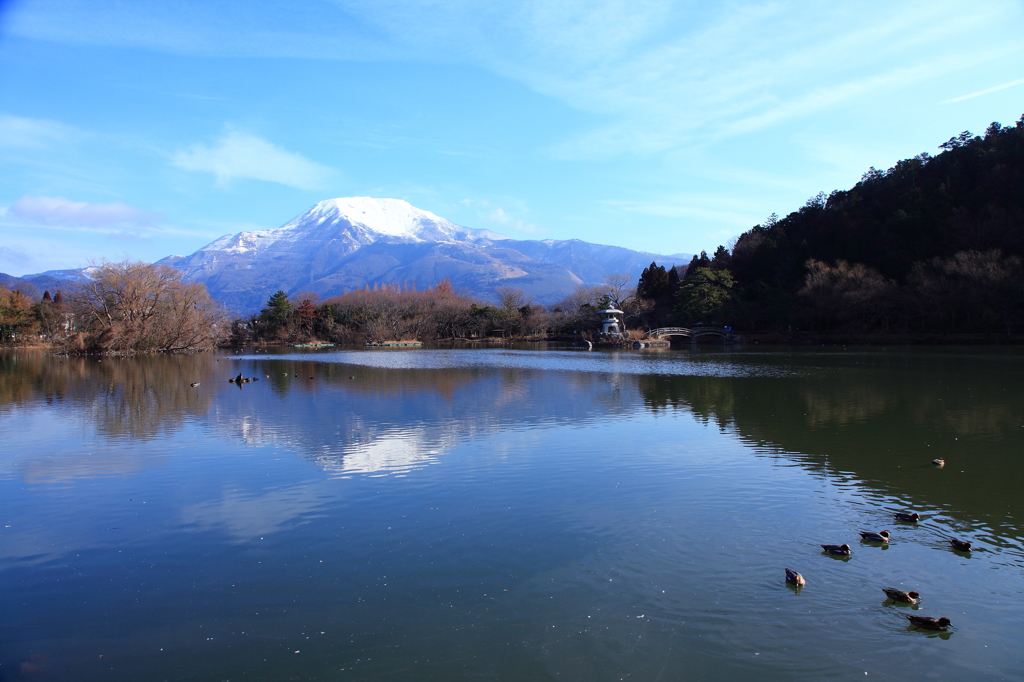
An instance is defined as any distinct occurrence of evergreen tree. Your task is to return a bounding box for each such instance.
[675,268,735,322]
[261,291,292,330]
[637,262,670,299]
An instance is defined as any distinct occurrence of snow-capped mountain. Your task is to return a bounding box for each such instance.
[158,197,687,312]
[191,197,506,259]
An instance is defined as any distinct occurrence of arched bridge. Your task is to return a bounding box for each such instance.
[642,327,731,340]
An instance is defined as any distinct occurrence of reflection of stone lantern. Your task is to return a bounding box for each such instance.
[598,305,625,339]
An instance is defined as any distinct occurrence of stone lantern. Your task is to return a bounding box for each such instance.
[597,305,625,339]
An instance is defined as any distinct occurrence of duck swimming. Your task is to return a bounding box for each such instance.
[906,615,951,631]
[932,458,945,467]
[883,588,920,604]
[859,530,891,542]
[948,537,972,552]
[821,544,852,555]
[894,512,921,522]
[785,568,806,586]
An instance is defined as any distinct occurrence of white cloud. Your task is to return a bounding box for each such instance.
[461,198,545,235]
[602,194,762,228]
[9,195,162,229]
[7,0,1022,163]
[0,245,32,268]
[172,129,335,189]
[0,113,82,149]
[942,76,1024,103]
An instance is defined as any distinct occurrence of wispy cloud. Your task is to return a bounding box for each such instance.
[942,76,1024,103]
[461,198,545,235]
[602,194,763,228]
[0,246,33,268]
[535,2,1012,157]
[0,113,83,149]
[6,0,1021,164]
[172,129,336,189]
[9,196,162,229]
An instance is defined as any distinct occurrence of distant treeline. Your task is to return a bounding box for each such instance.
[233,275,641,344]
[634,114,1024,335]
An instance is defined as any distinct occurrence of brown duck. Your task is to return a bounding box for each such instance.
[821,544,852,555]
[785,568,806,586]
[883,588,920,604]
[859,530,890,543]
[948,537,972,552]
[906,615,951,631]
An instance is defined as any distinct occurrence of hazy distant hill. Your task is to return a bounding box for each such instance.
[158,197,688,312]
[0,269,91,300]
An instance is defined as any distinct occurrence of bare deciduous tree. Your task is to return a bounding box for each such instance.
[495,287,529,316]
[68,260,228,352]
[601,273,634,308]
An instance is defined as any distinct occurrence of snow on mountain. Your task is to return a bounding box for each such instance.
[198,197,506,258]
[158,197,686,313]
[284,197,503,241]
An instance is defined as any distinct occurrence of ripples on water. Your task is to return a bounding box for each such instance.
[260,347,810,378]
[1,346,1022,681]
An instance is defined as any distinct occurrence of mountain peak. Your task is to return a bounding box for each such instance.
[284,196,466,240]
[159,196,685,312]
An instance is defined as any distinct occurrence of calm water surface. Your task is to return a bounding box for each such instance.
[1,346,1022,681]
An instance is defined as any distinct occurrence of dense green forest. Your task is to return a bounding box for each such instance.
[638,113,1024,336]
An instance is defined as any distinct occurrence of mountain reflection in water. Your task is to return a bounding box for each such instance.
[5,348,1020,538]
[2,345,1023,681]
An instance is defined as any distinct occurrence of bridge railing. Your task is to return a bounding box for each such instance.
[642,327,730,339]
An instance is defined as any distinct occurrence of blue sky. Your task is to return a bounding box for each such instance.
[1,0,1023,276]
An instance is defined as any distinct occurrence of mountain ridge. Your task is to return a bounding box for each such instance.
[156,197,688,313]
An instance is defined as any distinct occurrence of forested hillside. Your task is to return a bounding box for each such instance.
[638,114,1024,335]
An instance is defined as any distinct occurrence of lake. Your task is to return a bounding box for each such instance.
[1,345,1022,681]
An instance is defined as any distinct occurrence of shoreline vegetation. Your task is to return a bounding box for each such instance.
[3,115,1023,353]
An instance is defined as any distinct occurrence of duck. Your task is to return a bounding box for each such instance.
[190,382,200,388]
[948,537,972,552]
[859,530,891,543]
[883,588,920,604]
[785,568,806,586]
[906,615,951,631]
[894,512,921,522]
[228,378,236,383]
[932,458,945,467]
[821,544,852,555]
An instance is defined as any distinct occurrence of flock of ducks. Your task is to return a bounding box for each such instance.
[216,372,319,385]
[785,458,970,633]
[189,371,325,387]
